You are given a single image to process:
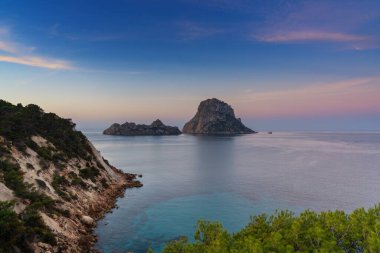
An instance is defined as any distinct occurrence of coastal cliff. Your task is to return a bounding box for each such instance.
[103,119,181,136]
[183,98,256,135]
[0,100,142,253]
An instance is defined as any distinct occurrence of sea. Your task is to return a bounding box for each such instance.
[83,132,380,253]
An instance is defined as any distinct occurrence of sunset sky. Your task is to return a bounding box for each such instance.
[1,0,380,131]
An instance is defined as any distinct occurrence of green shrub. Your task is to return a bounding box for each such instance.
[0,201,56,252]
[79,167,100,181]
[51,173,71,200]
[101,178,109,188]
[0,142,10,155]
[0,100,92,160]
[35,179,47,189]
[160,205,380,253]
[52,173,69,187]
[39,159,50,170]
[22,206,56,245]
[0,160,55,211]
[0,201,24,252]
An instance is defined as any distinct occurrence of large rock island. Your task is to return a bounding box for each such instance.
[183,98,256,135]
[103,119,181,136]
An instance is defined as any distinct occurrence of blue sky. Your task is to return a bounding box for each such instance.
[0,0,380,131]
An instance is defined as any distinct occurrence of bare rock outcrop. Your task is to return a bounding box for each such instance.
[103,119,181,136]
[183,98,256,135]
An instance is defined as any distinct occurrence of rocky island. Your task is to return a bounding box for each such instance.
[183,98,256,135]
[103,119,181,136]
[0,100,142,253]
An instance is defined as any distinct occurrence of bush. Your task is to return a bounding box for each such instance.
[51,173,71,200]
[39,159,50,170]
[0,142,10,156]
[35,179,47,189]
[0,201,24,252]
[0,100,92,160]
[26,163,34,170]
[22,206,56,245]
[79,167,100,181]
[160,205,380,253]
[100,178,109,188]
[0,201,56,252]
[0,160,55,211]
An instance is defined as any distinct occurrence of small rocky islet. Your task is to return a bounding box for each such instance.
[182,98,256,135]
[103,119,181,136]
[103,98,256,136]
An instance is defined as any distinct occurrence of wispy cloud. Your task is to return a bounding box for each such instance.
[0,41,18,54]
[0,55,72,70]
[238,77,380,118]
[49,23,129,42]
[256,31,369,43]
[178,21,224,40]
[251,0,380,49]
[0,26,73,70]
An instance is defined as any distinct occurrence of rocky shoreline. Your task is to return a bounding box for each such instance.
[75,168,143,253]
[0,100,143,253]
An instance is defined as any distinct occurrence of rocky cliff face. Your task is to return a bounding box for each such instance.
[103,119,181,136]
[0,100,142,253]
[182,98,255,135]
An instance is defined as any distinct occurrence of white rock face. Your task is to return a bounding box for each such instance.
[81,215,94,225]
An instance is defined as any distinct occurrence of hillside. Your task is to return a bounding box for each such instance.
[0,100,142,253]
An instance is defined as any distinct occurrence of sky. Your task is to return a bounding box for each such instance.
[0,0,380,131]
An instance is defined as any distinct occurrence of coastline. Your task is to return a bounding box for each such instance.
[86,167,143,252]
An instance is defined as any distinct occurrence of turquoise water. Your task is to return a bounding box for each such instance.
[86,132,380,253]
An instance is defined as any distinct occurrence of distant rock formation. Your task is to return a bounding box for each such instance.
[182,98,256,135]
[103,119,181,136]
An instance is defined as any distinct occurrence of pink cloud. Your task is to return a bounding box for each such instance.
[0,41,17,54]
[237,77,380,118]
[0,55,72,70]
[0,26,73,70]
[256,31,369,43]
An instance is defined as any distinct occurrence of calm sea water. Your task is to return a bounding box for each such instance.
[85,132,380,253]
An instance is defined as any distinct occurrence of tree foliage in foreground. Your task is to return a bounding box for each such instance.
[159,205,380,253]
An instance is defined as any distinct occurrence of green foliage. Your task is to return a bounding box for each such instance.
[100,178,109,188]
[0,99,92,160]
[22,206,56,245]
[0,160,55,211]
[39,158,50,170]
[79,166,100,181]
[52,173,69,187]
[0,141,10,156]
[160,205,380,253]
[26,163,35,170]
[0,201,24,252]
[0,201,56,253]
[35,178,47,189]
[51,173,71,200]
[68,171,88,188]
